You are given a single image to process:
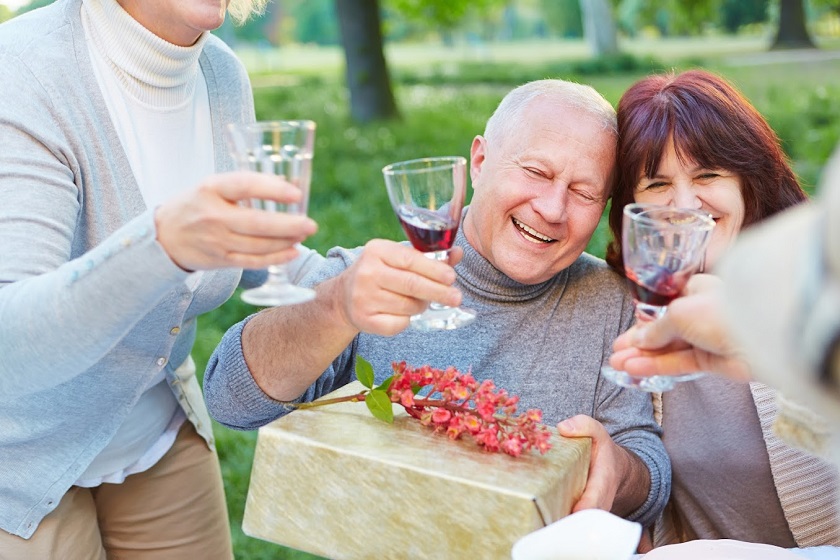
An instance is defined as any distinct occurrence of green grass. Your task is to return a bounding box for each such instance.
[195,37,840,559]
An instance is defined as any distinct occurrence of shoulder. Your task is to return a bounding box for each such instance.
[562,253,634,323]
[567,252,628,292]
[201,34,249,83]
[0,1,72,58]
[200,34,252,114]
[0,0,79,106]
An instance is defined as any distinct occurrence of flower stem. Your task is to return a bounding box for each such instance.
[292,391,369,409]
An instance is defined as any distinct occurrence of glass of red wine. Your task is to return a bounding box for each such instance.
[382,156,476,331]
[602,203,715,392]
[226,120,316,307]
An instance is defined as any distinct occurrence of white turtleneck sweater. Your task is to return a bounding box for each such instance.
[76,0,214,486]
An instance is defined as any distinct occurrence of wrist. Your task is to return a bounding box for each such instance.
[153,205,193,272]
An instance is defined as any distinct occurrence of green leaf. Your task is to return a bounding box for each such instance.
[377,375,394,392]
[365,389,394,423]
[356,356,375,389]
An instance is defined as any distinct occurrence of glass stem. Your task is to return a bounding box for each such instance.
[635,303,667,323]
[425,250,451,311]
[265,264,291,285]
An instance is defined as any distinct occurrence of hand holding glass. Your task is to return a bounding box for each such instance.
[226,120,316,307]
[602,203,715,392]
[383,156,476,331]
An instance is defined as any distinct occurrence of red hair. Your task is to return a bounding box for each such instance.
[605,69,807,274]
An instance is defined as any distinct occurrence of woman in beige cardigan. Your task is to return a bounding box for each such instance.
[605,69,840,548]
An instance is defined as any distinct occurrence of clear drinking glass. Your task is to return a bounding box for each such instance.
[226,120,316,307]
[382,156,476,331]
[601,203,715,392]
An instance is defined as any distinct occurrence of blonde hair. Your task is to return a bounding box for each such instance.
[227,0,269,24]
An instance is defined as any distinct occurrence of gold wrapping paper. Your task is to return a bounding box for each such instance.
[243,381,590,559]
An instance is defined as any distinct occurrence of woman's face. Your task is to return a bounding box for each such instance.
[634,139,745,270]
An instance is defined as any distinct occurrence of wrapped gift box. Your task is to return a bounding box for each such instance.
[242,381,591,560]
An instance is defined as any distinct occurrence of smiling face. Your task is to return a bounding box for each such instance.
[118,0,230,46]
[463,97,616,285]
[634,139,745,270]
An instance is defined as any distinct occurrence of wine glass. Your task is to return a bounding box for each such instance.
[382,156,476,331]
[226,120,316,307]
[601,203,715,392]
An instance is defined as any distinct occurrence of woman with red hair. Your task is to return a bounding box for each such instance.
[606,69,839,548]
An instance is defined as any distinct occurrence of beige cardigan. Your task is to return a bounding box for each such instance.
[652,382,840,547]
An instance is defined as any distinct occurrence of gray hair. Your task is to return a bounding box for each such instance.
[227,0,269,24]
[484,79,617,149]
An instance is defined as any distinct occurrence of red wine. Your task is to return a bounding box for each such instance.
[625,264,689,307]
[397,205,458,252]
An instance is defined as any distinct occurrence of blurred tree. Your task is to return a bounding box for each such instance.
[335,0,508,122]
[388,0,505,29]
[772,0,816,48]
[720,0,769,32]
[336,0,399,122]
[618,0,718,36]
[0,5,13,24]
[580,0,618,54]
[811,0,840,17]
[541,0,584,38]
[384,0,507,44]
[295,0,339,45]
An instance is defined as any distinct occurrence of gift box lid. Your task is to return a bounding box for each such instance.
[243,381,590,559]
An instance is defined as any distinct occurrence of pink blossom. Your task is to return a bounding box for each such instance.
[501,437,524,457]
[432,408,452,424]
[378,362,553,457]
[399,389,415,407]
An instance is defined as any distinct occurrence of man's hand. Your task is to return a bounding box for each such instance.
[557,415,650,517]
[155,171,318,271]
[609,274,752,382]
[332,239,464,336]
[241,238,465,402]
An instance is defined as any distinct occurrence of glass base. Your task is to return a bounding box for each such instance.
[409,305,476,331]
[601,365,705,392]
[241,283,316,307]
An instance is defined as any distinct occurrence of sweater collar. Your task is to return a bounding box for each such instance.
[81,0,207,108]
[455,208,567,303]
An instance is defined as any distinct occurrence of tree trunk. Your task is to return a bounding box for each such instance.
[336,0,399,123]
[771,0,816,50]
[579,0,618,56]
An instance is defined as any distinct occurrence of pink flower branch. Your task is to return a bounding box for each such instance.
[291,358,553,458]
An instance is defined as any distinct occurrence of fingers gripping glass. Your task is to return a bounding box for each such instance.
[382,156,476,331]
[602,203,715,392]
[226,120,316,307]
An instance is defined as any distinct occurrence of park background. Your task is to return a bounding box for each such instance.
[4,0,840,557]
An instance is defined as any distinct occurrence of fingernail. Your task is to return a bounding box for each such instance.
[558,419,575,431]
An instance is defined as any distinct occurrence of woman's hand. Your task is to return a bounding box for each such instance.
[609,274,752,382]
[154,171,318,271]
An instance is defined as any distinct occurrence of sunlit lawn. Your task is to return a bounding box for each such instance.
[195,35,840,559]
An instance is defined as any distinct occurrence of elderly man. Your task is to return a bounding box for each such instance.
[204,79,670,526]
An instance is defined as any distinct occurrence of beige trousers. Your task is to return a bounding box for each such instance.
[0,422,233,560]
